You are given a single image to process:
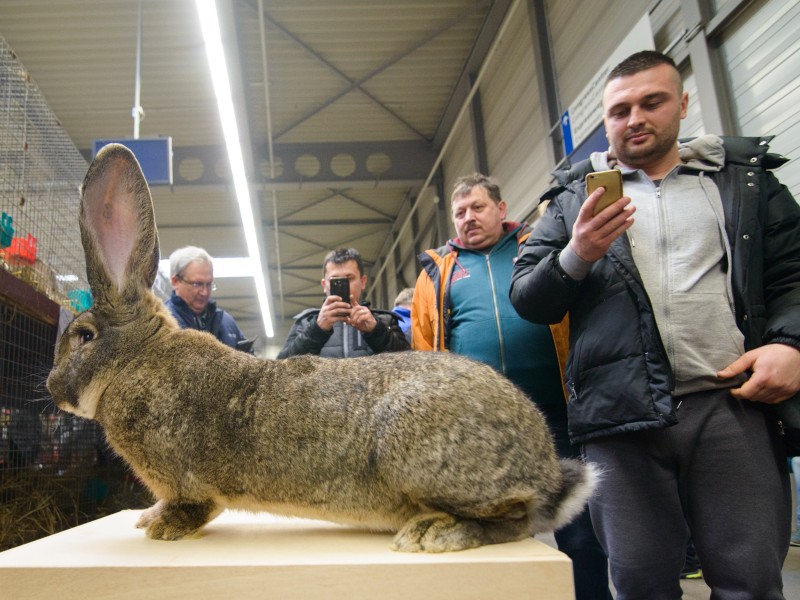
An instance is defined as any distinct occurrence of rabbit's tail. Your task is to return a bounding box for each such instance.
[533,459,600,533]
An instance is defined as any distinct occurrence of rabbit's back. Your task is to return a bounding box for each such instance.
[262,351,563,511]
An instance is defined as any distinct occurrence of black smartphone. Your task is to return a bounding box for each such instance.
[328,276,350,303]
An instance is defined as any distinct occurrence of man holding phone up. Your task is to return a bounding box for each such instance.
[277,247,409,358]
[510,50,800,598]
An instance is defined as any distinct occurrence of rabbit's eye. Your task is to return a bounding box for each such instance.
[77,329,95,345]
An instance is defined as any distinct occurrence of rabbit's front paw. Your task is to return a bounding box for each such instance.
[137,499,220,541]
[391,512,484,553]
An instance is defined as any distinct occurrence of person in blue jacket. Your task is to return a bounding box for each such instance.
[164,246,251,352]
[392,287,414,342]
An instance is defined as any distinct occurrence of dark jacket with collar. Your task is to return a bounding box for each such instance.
[509,136,800,443]
[277,306,409,359]
[164,291,248,350]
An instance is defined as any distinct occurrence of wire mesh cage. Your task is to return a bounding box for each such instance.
[0,38,91,312]
[0,303,152,551]
[0,36,152,552]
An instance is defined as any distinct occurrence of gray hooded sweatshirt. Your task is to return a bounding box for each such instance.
[560,134,746,396]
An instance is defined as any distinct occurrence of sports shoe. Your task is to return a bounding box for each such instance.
[791,531,800,547]
[680,566,703,579]
[681,541,703,579]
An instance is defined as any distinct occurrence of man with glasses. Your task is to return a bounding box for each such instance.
[165,246,251,351]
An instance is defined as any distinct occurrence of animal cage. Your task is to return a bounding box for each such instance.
[0,36,151,551]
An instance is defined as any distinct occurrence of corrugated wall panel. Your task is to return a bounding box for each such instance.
[480,0,550,221]
[680,65,706,138]
[547,0,652,108]
[442,108,478,211]
[651,0,685,55]
[720,0,800,198]
[414,185,445,252]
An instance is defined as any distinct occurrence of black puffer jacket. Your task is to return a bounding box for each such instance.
[510,136,800,443]
[277,307,409,359]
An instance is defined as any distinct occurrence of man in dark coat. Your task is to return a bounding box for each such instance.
[277,247,409,358]
[510,50,800,599]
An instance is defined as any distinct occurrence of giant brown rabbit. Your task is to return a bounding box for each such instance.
[47,144,597,552]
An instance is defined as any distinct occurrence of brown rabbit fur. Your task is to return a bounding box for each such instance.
[47,144,597,552]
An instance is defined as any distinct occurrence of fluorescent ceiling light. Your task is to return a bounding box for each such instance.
[159,257,254,279]
[195,0,274,337]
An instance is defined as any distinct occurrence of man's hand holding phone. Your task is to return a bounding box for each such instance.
[347,301,377,333]
[317,276,352,331]
[586,170,624,216]
[570,170,635,262]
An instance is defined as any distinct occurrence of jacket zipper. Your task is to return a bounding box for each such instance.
[698,173,737,318]
[342,322,350,357]
[656,178,678,385]
[485,254,506,374]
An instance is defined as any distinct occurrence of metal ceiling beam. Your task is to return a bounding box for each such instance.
[277,229,334,252]
[277,189,343,220]
[468,72,489,174]
[279,225,390,267]
[528,0,562,165]
[257,178,429,192]
[256,0,285,323]
[278,265,337,272]
[251,141,438,186]
[335,189,396,220]
[250,3,427,142]
[263,0,492,142]
[157,217,394,232]
[83,140,438,187]
[272,218,393,227]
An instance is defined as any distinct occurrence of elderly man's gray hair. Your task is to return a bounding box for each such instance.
[169,246,213,278]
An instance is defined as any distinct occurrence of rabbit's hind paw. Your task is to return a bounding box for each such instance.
[136,499,166,529]
[136,499,220,541]
[391,512,484,553]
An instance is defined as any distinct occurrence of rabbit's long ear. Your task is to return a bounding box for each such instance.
[79,143,160,309]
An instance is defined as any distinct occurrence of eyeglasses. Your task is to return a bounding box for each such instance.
[178,277,216,292]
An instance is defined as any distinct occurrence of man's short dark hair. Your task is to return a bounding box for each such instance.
[322,247,364,277]
[606,50,678,84]
[451,173,502,203]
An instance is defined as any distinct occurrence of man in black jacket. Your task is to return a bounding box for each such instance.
[278,247,409,358]
[510,50,800,599]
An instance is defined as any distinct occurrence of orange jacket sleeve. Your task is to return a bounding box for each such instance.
[410,267,438,351]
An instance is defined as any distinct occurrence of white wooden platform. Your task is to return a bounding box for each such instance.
[0,509,574,599]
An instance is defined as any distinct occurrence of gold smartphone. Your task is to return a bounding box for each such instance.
[585,170,623,216]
